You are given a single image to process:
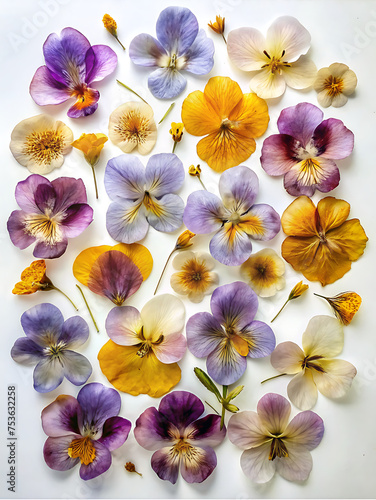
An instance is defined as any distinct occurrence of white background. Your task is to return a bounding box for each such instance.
[1,0,376,498]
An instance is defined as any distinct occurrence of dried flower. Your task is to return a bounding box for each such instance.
[314,292,361,325]
[240,248,286,297]
[188,164,206,190]
[102,14,126,50]
[208,16,226,42]
[314,63,357,108]
[169,122,184,153]
[271,281,308,322]
[125,462,142,476]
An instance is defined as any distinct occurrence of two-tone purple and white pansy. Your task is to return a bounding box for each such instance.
[260,102,354,196]
[186,282,276,385]
[42,383,131,480]
[11,303,92,393]
[129,6,214,98]
[104,153,185,244]
[7,174,93,259]
[134,391,226,484]
[30,27,117,118]
[183,166,280,266]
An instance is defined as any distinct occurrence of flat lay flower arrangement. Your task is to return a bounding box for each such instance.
[4,3,370,496]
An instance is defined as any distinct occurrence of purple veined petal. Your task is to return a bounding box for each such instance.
[146,193,184,233]
[33,239,68,259]
[61,351,92,386]
[7,210,36,250]
[21,303,64,347]
[104,155,145,201]
[105,306,142,346]
[283,158,340,197]
[106,200,149,244]
[159,391,204,430]
[284,411,324,451]
[240,204,281,241]
[257,393,291,434]
[85,45,117,84]
[219,166,258,213]
[67,91,100,118]
[29,66,71,106]
[152,332,187,364]
[186,312,224,358]
[77,383,121,432]
[145,153,184,197]
[151,446,180,484]
[11,338,44,364]
[209,223,253,266]
[228,411,268,450]
[312,118,354,159]
[240,442,276,483]
[277,102,323,147]
[180,445,217,483]
[148,67,187,99]
[34,183,57,213]
[241,321,276,359]
[43,435,80,471]
[183,29,214,75]
[42,394,82,436]
[156,6,199,56]
[51,177,88,213]
[260,134,301,176]
[185,414,226,447]
[129,33,167,67]
[87,250,143,306]
[33,357,65,392]
[287,370,318,411]
[275,442,313,481]
[134,407,177,451]
[207,341,247,385]
[60,204,93,238]
[79,440,112,480]
[183,190,224,234]
[14,174,51,212]
[98,416,132,451]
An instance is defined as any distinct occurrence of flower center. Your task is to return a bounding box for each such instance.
[71,85,98,110]
[116,111,151,145]
[68,436,96,465]
[269,437,289,461]
[261,50,291,74]
[24,130,65,165]
[43,340,66,357]
[24,213,62,244]
[302,355,326,373]
[143,191,165,217]
[297,158,325,186]
[136,331,164,358]
[324,76,344,96]
[177,259,212,293]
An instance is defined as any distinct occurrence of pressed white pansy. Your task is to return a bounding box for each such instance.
[240,248,285,297]
[10,114,73,174]
[227,16,317,99]
[314,63,357,108]
[108,101,157,155]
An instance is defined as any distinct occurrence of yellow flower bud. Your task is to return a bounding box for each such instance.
[188,165,202,177]
[169,122,184,143]
[208,15,225,35]
[176,230,196,249]
[102,14,117,35]
[288,281,309,300]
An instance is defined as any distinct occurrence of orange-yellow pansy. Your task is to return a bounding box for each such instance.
[72,133,108,166]
[13,260,48,294]
[281,196,368,286]
[181,76,269,172]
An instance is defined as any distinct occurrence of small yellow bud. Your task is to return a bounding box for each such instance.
[169,122,184,143]
[176,230,196,249]
[102,14,117,35]
[208,15,225,35]
[188,165,202,177]
[288,281,309,300]
[124,462,142,476]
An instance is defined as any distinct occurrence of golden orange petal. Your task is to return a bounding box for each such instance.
[73,246,113,286]
[12,282,39,295]
[232,335,249,356]
[203,76,243,119]
[317,197,350,233]
[113,243,153,280]
[281,235,322,280]
[281,196,319,237]
[20,260,46,282]
[181,89,221,136]
[326,219,368,261]
[229,92,269,139]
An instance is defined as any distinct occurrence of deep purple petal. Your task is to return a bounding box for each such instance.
[159,391,204,431]
[61,351,92,386]
[106,200,149,244]
[242,204,281,241]
[148,67,187,99]
[34,183,57,213]
[7,210,36,250]
[33,239,68,259]
[283,158,340,196]
[21,303,64,347]
[151,447,180,484]
[183,191,224,234]
[59,204,93,238]
[60,316,90,348]
[43,435,80,471]
[51,177,88,213]
[209,225,253,266]
[134,407,176,450]
[29,66,70,105]
[185,414,226,447]
[146,194,184,233]
[284,411,324,450]
[180,445,217,483]
[67,92,99,118]
[260,134,300,176]
[145,153,184,197]
[277,102,323,147]
[104,155,145,201]
[219,166,258,213]
[207,343,247,385]
[129,33,167,67]
[15,174,51,212]
[98,416,131,451]
[186,312,224,358]
[11,338,44,364]
[33,357,65,392]
[85,45,117,83]
[79,440,112,480]
[183,29,215,75]
[312,118,354,159]
[41,394,82,436]
[156,6,198,56]
[241,321,276,358]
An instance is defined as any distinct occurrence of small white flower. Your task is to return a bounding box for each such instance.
[314,62,357,108]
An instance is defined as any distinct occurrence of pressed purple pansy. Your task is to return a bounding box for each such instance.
[11,303,92,393]
[183,166,280,266]
[186,282,276,385]
[260,102,354,196]
[7,174,93,259]
[42,382,131,480]
[129,6,214,98]
[30,27,117,118]
[134,391,226,484]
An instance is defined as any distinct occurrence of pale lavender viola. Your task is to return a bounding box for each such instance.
[11,303,92,393]
[30,27,117,118]
[7,174,93,259]
[183,166,280,266]
[260,102,354,196]
[186,282,276,385]
[129,6,214,98]
[104,153,185,244]
[134,391,226,484]
[42,382,131,480]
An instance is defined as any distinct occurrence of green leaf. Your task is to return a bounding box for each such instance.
[226,385,244,401]
[194,368,222,402]
[222,402,239,413]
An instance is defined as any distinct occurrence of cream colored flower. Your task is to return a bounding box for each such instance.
[170,251,219,303]
[240,248,285,297]
[10,114,73,174]
[108,101,157,154]
[314,63,357,108]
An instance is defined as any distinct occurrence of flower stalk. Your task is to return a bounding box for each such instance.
[76,285,99,332]
[116,80,149,104]
[271,281,308,322]
[188,164,207,190]
[158,103,175,124]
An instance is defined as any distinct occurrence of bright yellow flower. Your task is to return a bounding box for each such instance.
[102,14,125,50]
[188,165,201,177]
[72,133,107,167]
[175,230,196,250]
[314,63,357,108]
[240,248,285,297]
[208,15,225,35]
[289,281,309,300]
[169,122,184,142]
[13,260,49,294]
[181,76,269,172]
[314,292,362,325]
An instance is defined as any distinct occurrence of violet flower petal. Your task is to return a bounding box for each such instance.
[33,239,68,259]
[185,414,226,447]
[145,153,184,197]
[129,33,167,67]
[180,445,217,483]
[29,66,71,106]
[277,102,323,146]
[186,312,224,358]
[219,166,259,213]
[7,210,36,250]
[34,182,57,213]
[257,393,291,434]
[51,177,88,212]
[105,306,142,346]
[312,118,354,159]
[11,338,44,364]
[79,440,112,480]
[183,190,224,234]
[283,158,340,197]
[15,174,51,212]
[106,200,149,244]
[98,416,132,451]
[33,357,65,392]
[183,29,214,75]
[104,155,146,201]
[242,204,281,241]
[151,446,180,484]
[41,394,82,436]
[134,407,176,451]
[85,45,117,84]
[156,6,198,56]
[61,351,92,386]
[146,193,184,233]
[21,303,64,347]
[209,225,253,266]
[206,344,247,385]
[284,411,324,450]
[60,204,94,238]
[241,321,276,359]
[159,391,204,430]
[148,67,187,99]
[260,134,301,176]
[43,435,81,471]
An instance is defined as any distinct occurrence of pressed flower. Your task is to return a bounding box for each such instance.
[102,14,126,50]
[129,6,214,99]
[187,282,276,385]
[11,303,92,392]
[7,174,93,259]
[42,382,131,480]
[240,248,285,297]
[314,63,357,108]
[314,292,361,325]
[134,391,226,484]
[188,164,207,190]
[227,16,317,99]
[104,153,185,244]
[98,294,186,397]
[30,27,117,118]
[271,281,309,322]
[281,196,368,286]
[169,122,183,153]
[228,393,324,483]
[170,251,219,303]
[73,243,153,306]
[10,115,73,175]
[125,462,142,476]
[182,76,269,172]
[183,166,280,266]
[269,315,357,409]
[260,102,354,196]
[108,102,157,155]
[208,16,226,43]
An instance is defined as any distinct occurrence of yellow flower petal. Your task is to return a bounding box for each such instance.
[232,335,250,356]
[315,292,361,326]
[229,92,269,139]
[112,243,153,280]
[240,248,285,297]
[13,260,47,294]
[181,90,221,136]
[281,196,318,237]
[316,197,350,233]
[204,76,243,119]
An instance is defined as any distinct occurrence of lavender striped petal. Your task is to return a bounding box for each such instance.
[129,33,167,67]
[219,166,258,213]
[241,321,276,359]
[146,194,184,233]
[33,357,65,392]
[79,440,112,480]
[209,225,253,266]
[181,445,217,483]
[186,312,224,358]
[61,351,92,386]
[104,155,145,201]
[207,343,247,385]
[148,67,187,99]
[43,435,80,471]
[134,407,176,450]
[7,210,36,250]
[277,102,323,147]
[183,191,224,234]
[156,6,198,56]
[145,153,184,197]
[183,29,214,75]
[11,338,44,364]
[29,66,70,106]
[151,447,180,484]
[21,303,64,347]
[184,414,226,446]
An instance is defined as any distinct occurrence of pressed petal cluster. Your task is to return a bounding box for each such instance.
[314,63,357,108]
[240,248,285,297]
[13,259,49,295]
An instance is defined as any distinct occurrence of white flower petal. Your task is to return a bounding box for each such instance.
[331,93,349,108]
[287,370,318,410]
[228,411,268,449]
[141,294,185,342]
[317,89,334,108]
[240,442,276,483]
[270,341,305,374]
[302,315,344,358]
[266,16,311,62]
[275,442,313,481]
[312,359,357,398]
[250,68,286,99]
[282,55,317,90]
[341,69,358,95]
[227,27,267,71]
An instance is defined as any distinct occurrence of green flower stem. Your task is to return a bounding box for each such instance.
[158,102,175,124]
[154,249,176,295]
[222,33,227,44]
[205,401,220,415]
[172,141,178,154]
[116,80,149,104]
[261,373,287,384]
[76,285,99,332]
[115,36,126,51]
[220,385,228,430]
[89,164,99,199]
[197,176,207,191]
[51,286,78,311]
[271,298,291,322]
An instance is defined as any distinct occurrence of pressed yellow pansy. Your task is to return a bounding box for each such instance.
[240,248,285,297]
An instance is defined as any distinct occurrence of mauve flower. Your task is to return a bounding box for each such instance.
[11,303,92,393]
[228,393,324,483]
[30,27,117,118]
[134,391,226,484]
[260,102,354,196]
[129,6,214,99]
[7,174,93,259]
[42,383,131,480]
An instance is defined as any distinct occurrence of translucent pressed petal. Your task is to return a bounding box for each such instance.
[33,357,65,392]
[181,89,221,136]
[73,245,113,285]
[341,69,358,95]
[240,443,276,483]
[257,393,291,435]
[287,370,318,410]
[134,407,176,450]
[145,194,184,233]
[152,333,187,364]
[185,414,226,447]
[240,248,285,298]
[156,6,198,56]
[141,294,185,342]
[240,321,276,359]
[325,219,368,260]
[238,204,280,241]
[302,315,344,358]
[283,157,340,197]
[317,89,335,108]
[265,16,311,62]
[148,67,187,99]
[311,359,357,398]
[151,446,180,484]
[159,391,205,430]
[106,199,149,244]
[105,305,142,346]
[30,66,71,106]
[209,222,253,266]
[281,196,318,237]
[129,33,167,67]
[11,338,44,363]
[203,76,243,119]
[60,316,90,349]
[227,27,267,71]
[274,442,313,482]
[21,303,64,347]
[331,93,348,108]
[186,312,225,358]
[79,440,112,480]
[144,153,185,198]
[277,103,323,147]
[249,69,286,99]
[98,416,131,452]
[84,45,117,84]
[228,411,269,449]
[41,394,82,437]
[61,351,92,386]
[14,174,51,212]
[283,411,324,450]
[228,92,269,139]
[271,342,305,374]
[104,154,145,201]
[183,190,224,234]
[183,29,214,75]
[312,118,354,160]
[206,340,247,385]
[43,435,80,472]
[180,445,218,483]
[282,55,317,90]
[219,166,258,213]
[112,243,153,280]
